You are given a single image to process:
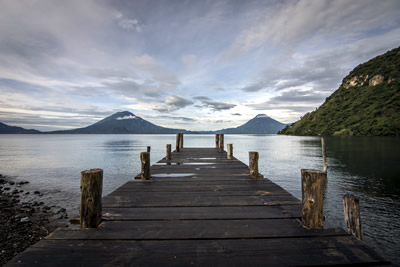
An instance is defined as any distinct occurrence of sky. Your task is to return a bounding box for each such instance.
[1,0,400,131]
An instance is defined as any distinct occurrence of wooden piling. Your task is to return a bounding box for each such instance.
[321,137,327,173]
[140,152,151,180]
[219,134,224,152]
[179,133,184,149]
[176,133,180,152]
[147,146,151,153]
[343,194,362,240]
[80,168,103,228]
[227,144,233,160]
[166,144,171,160]
[301,169,326,228]
[249,152,259,179]
[215,134,220,149]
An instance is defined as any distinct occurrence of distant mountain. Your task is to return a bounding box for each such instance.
[0,122,41,134]
[280,46,400,136]
[216,114,287,134]
[49,111,188,134]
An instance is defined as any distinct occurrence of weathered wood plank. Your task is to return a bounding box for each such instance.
[102,205,302,220]
[102,194,301,208]
[47,219,347,240]
[9,237,389,267]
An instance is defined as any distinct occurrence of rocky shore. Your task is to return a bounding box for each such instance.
[0,174,69,266]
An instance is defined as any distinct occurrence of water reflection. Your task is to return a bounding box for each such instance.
[326,136,400,196]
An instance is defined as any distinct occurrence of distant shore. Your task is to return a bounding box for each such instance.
[0,174,68,265]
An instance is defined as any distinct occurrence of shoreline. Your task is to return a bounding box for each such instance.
[0,174,69,266]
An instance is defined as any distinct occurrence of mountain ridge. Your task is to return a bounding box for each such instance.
[0,112,287,134]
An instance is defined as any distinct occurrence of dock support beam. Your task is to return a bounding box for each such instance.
[301,169,326,228]
[321,137,327,173]
[176,133,180,152]
[166,144,171,160]
[179,133,184,149]
[80,168,103,229]
[227,144,233,160]
[219,134,224,152]
[140,152,151,180]
[343,194,362,240]
[249,152,259,179]
[147,146,151,153]
[215,134,220,148]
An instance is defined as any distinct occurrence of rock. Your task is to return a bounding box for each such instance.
[33,191,40,195]
[4,187,10,191]
[42,206,51,210]
[8,181,15,185]
[57,208,67,214]
[20,217,29,223]
[25,192,30,195]
[369,74,384,86]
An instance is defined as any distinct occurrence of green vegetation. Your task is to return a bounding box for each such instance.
[279,46,400,136]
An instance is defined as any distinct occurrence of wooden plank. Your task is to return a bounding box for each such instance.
[102,194,301,208]
[108,188,292,196]
[102,205,302,220]
[47,219,347,240]
[8,237,389,266]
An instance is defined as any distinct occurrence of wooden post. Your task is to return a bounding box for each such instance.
[166,144,171,160]
[249,152,259,179]
[179,133,184,149]
[227,144,233,160]
[343,194,362,240]
[140,152,150,180]
[147,146,151,153]
[175,133,180,152]
[215,134,220,149]
[219,134,224,152]
[301,169,326,228]
[321,137,327,173]
[80,168,103,228]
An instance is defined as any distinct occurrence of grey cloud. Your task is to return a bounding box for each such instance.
[158,115,196,122]
[250,89,328,115]
[231,113,241,116]
[153,95,193,113]
[193,96,236,111]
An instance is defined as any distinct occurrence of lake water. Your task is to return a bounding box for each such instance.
[0,134,399,263]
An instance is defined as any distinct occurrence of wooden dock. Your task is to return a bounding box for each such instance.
[8,147,389,266]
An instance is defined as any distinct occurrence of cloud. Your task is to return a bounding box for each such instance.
[117,19,143,32]
[193,96,236,111]
[231,113,241,116]
[222,0,400,61]
[153,95,193,113]
[181,55,197,67]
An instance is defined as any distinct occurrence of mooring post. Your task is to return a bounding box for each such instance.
[179,133,184,149]
[321,137,327,173]
[80,168,103,229]
[215,134,220,149]
[219,134,224,152]
[343,194,362,240]
[176,133,180,152]
[166,144,171,160]
[301,169,326,228]
[140,152,151,180]
[249,152,259,179]
[227,144,233,160]
[147,146,151,153]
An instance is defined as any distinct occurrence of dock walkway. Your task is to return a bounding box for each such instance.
[8,148,388,266]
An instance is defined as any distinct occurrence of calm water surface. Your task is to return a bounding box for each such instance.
[0,134,399,263]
